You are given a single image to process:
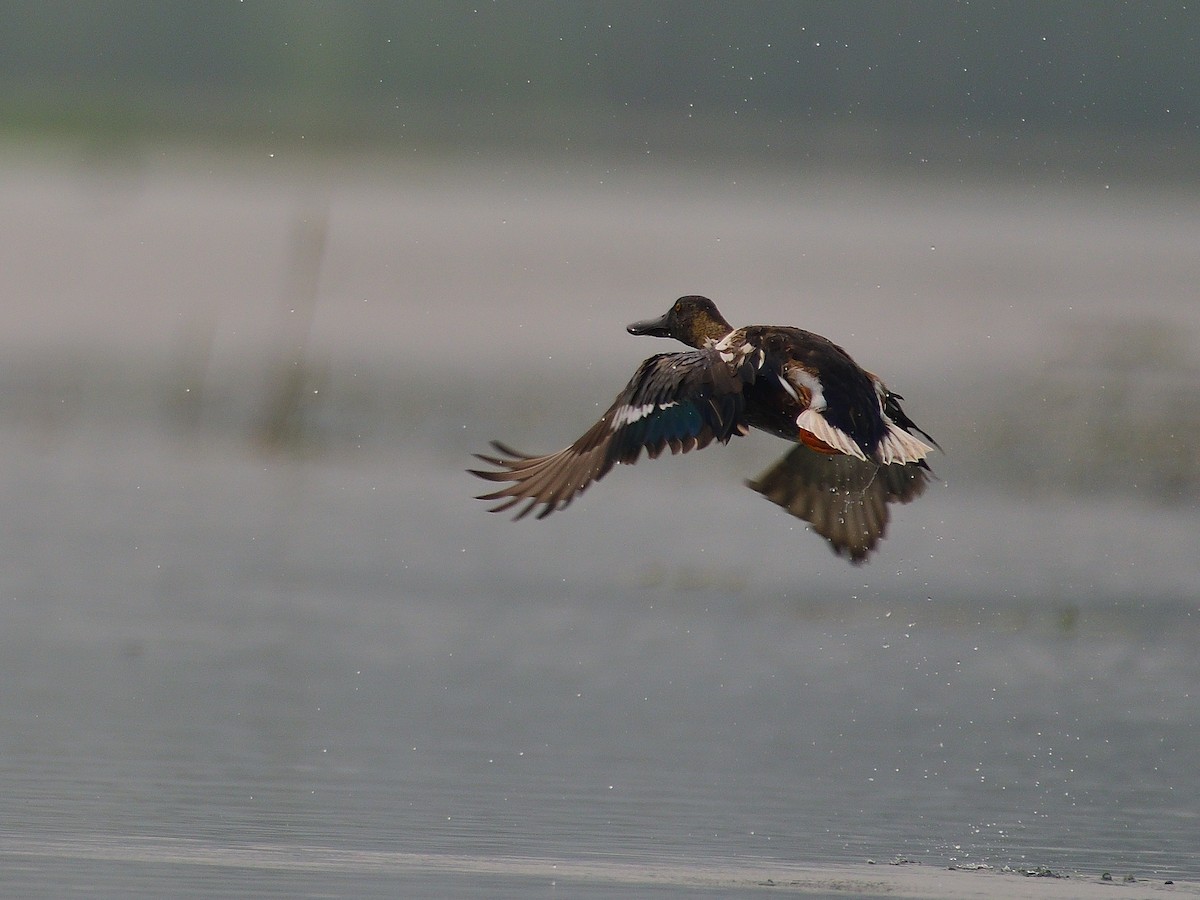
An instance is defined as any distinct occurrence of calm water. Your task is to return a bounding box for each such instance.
[0,153,1197,897]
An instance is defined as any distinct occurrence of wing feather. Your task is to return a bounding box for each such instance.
[747,444,932,563]
[471,349,753,519]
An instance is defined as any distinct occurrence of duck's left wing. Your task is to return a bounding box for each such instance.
[472,349,752,520]
[747,444,932,563]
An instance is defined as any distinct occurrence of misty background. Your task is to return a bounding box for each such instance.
[1,3,1199,896]
[3,1,1198,491]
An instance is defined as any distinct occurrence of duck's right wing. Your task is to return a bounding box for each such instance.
[471,349,753,520]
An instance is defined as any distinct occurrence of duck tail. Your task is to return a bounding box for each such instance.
[874,421,936,465]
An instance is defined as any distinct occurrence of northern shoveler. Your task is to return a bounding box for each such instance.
[471,295,938,563]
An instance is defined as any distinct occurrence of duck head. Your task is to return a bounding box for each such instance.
[627,295,734,349]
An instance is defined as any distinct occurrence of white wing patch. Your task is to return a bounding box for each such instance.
[796,409,867,460]
[785,366,826,411]
[610,400,678,430]
[797,408,936,464]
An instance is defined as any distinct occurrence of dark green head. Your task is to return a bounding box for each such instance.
[627,295,734,349]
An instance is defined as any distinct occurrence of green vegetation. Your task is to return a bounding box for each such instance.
[1,2,1196,172]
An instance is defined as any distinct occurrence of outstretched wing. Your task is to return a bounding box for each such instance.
[747,444,932,564]
[472,349,753,520]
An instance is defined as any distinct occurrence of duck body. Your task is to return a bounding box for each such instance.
[737,324,888,453]
[472,295,937,562]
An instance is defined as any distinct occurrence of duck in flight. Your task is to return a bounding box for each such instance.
[471,295,938,563]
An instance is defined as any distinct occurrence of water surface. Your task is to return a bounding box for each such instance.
[0,155,1197,897]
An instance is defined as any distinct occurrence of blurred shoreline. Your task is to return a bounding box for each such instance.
[3,148,1197,499]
